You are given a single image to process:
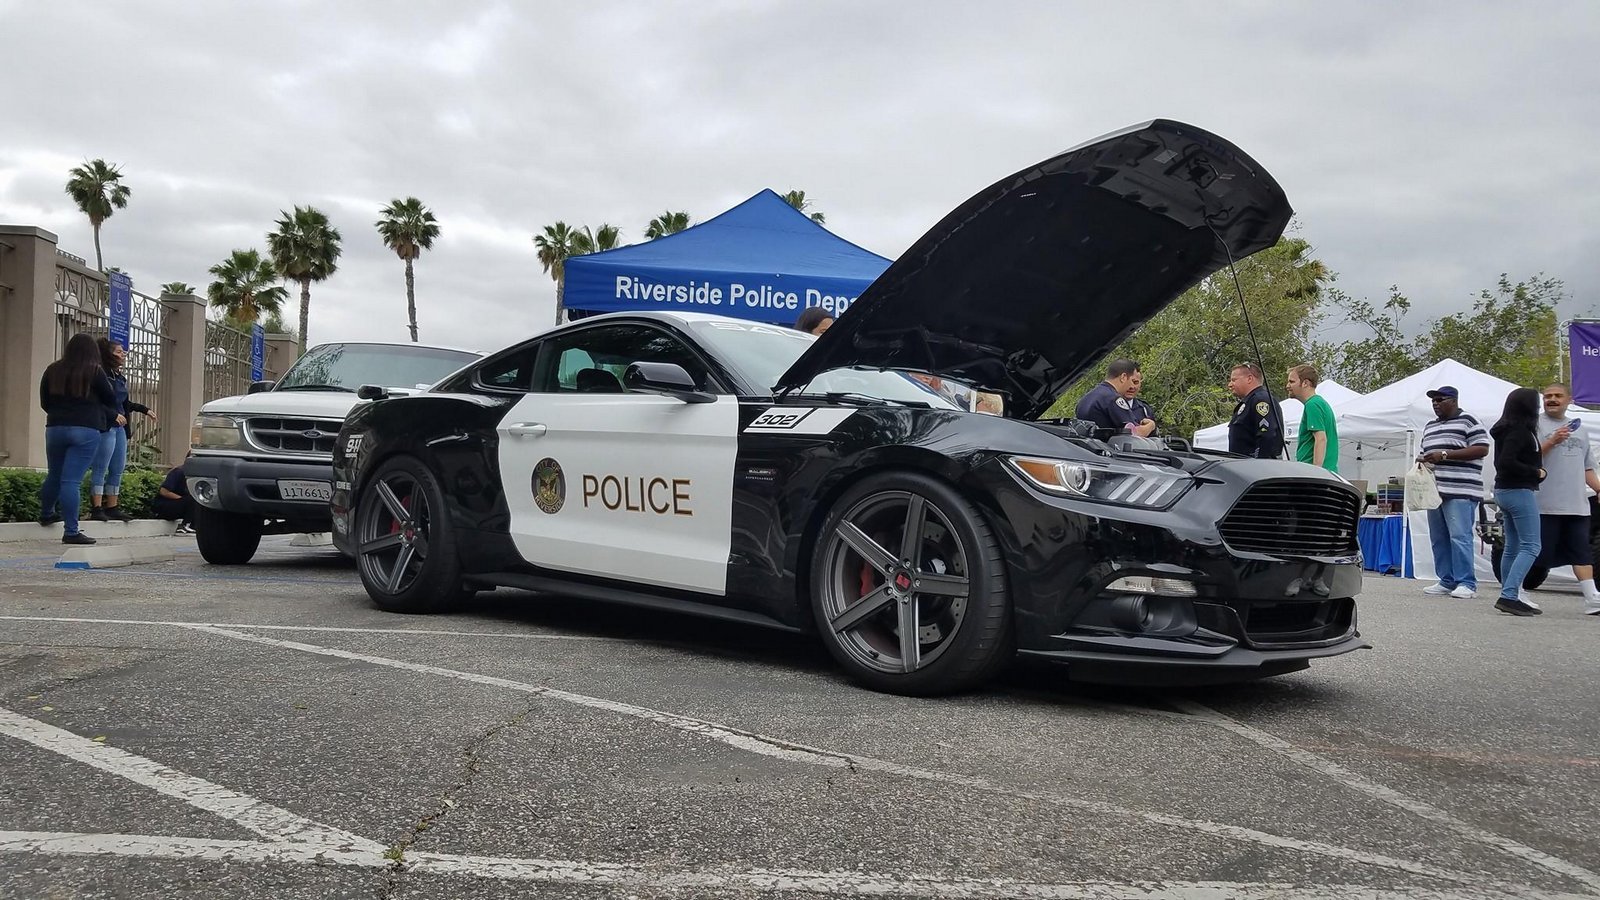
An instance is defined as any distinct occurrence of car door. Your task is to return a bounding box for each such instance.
[496,322,739,596]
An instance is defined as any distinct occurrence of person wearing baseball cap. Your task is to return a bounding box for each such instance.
[1417,385,1491,599]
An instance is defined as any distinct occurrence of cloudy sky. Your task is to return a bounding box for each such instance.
[2,1,1596,352]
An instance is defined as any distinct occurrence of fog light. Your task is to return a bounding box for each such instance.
[1106,575,1197,597]
[188,477,219,508]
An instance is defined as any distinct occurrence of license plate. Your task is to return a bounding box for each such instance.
[278,479,333,502]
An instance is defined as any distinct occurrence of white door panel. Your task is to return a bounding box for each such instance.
[498,393,738,595]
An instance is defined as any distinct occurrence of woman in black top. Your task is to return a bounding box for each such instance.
[38,333,116,544]
[88,338,154,522]
[1489,387,1546,615]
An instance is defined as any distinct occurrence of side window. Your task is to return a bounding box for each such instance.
[532,324,713,394]
[474,345,538,392]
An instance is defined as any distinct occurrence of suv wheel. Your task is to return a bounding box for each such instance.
[194,506,263,565]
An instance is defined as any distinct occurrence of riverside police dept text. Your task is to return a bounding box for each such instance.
[613,275,856,314]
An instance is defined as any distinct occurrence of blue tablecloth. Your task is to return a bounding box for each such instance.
[1358,514,1414,576]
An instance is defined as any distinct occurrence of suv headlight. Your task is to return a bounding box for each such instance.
[1007,455,1192,508]
[191,414,244,450]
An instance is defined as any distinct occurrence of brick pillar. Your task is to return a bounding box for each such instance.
[159,292,207,466]
[0,226,62,468]
[263,332,298,381]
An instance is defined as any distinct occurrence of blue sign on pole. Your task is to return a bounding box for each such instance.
[251,324,265,381]
[108,272,132,349]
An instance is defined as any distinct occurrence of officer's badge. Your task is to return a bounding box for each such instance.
[1116,398,1133,410]
[1255,401,1269,417]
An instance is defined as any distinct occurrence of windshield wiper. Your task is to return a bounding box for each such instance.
[815,392,930,409]
[276,384,356,393]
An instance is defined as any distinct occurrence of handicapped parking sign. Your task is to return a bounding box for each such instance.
[108,271,132,349]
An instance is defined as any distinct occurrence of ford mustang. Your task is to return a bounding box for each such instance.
[332,119,1368,694]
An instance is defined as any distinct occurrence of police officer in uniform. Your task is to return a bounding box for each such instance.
[1226,362,1284,458]
[1075,358,1157,437]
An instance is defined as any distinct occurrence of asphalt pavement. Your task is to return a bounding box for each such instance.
[0,533,1597,900]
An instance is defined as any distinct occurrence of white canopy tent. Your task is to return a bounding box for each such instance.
[1193,380,1362,451]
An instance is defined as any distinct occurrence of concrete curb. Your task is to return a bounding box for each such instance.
[0,519,178,544]
[56,544,177,569]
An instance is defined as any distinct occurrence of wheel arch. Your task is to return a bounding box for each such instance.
[786,444,1006,628]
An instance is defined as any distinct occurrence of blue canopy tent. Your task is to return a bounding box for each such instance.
[562,189,891,325]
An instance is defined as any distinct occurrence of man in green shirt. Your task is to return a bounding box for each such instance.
[1287,364,1339,473]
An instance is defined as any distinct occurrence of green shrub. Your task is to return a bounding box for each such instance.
[0,466,166,522]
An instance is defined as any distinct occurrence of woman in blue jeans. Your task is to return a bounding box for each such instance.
[88,338,154,522]
[38,333,116,545]
[1490,387,1546,616]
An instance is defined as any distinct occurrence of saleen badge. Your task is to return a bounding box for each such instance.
[533,457,565,514]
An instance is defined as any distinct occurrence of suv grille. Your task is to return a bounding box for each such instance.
[245,417,341,456]
[1219,482,1360,556]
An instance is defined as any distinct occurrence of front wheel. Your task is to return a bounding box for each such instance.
[355,456,470,613]
[194,506,262,565]
[809,471,1011,696]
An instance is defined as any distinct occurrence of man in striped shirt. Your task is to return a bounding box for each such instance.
[1416,386,1491,598]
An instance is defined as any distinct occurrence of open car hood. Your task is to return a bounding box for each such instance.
[774,119,1293,419]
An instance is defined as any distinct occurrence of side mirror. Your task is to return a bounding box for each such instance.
[356,384,389,401]
[623,362,715,404]
[246,380,275,394]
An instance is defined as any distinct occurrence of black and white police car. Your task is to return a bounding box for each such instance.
[332,120,1367,694]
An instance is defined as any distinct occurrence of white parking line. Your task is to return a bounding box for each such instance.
[0,708,380,851]
[178,624,1476,884]
[0,831,1586,900]
[1169,700,1600,895]
[0,614,619,641]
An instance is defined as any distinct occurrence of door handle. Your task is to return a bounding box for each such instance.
[506,422,547,437]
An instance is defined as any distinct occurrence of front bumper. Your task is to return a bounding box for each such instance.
[186,455,335,523]
[977,455,1369,680]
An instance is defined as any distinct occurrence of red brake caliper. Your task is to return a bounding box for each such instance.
[388,493,412,535]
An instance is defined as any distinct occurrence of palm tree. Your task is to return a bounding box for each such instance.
[376,197,440,342]
[267,206,342,354]
[645,211,691,240]
[534,222,583,325]
[64,159,131,271]
[571,223,621,255]
[160,281,196,296]
[207,249,288,326]
[781,190,825,225]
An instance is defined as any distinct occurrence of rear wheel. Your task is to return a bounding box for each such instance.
[355,456,470,613]
[809,472,1011,695]
[194,507,262,565]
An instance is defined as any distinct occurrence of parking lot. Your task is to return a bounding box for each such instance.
[0,534,1597,900]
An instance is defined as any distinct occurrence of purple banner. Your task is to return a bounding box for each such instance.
[1573,322,1600,406]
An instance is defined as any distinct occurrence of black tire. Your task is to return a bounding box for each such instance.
[808,471,1011,696]
[194,506,262,565]
[354,455,470,614]
[1490,543,1548,590]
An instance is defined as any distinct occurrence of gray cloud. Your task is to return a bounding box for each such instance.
[2,0,1596,353]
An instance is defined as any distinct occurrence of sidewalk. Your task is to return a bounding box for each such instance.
[0,519,177,544]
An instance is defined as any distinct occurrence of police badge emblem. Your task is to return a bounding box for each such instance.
[1255,401,1270,416]
[533,458,565,514]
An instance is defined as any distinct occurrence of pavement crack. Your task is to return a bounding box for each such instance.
[377,701,535,898]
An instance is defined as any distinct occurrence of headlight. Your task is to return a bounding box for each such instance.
[191,414,243,450]
[1007,455,1192,508]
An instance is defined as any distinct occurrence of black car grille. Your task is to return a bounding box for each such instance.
[245,417,341,456]
[1219,482,1360,556]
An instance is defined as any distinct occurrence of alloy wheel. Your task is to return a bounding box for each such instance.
[357,473,431,595]
[818,490,971,674]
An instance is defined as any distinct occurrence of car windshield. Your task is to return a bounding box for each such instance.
[276,343,479,391]
[685,319,1002,415]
